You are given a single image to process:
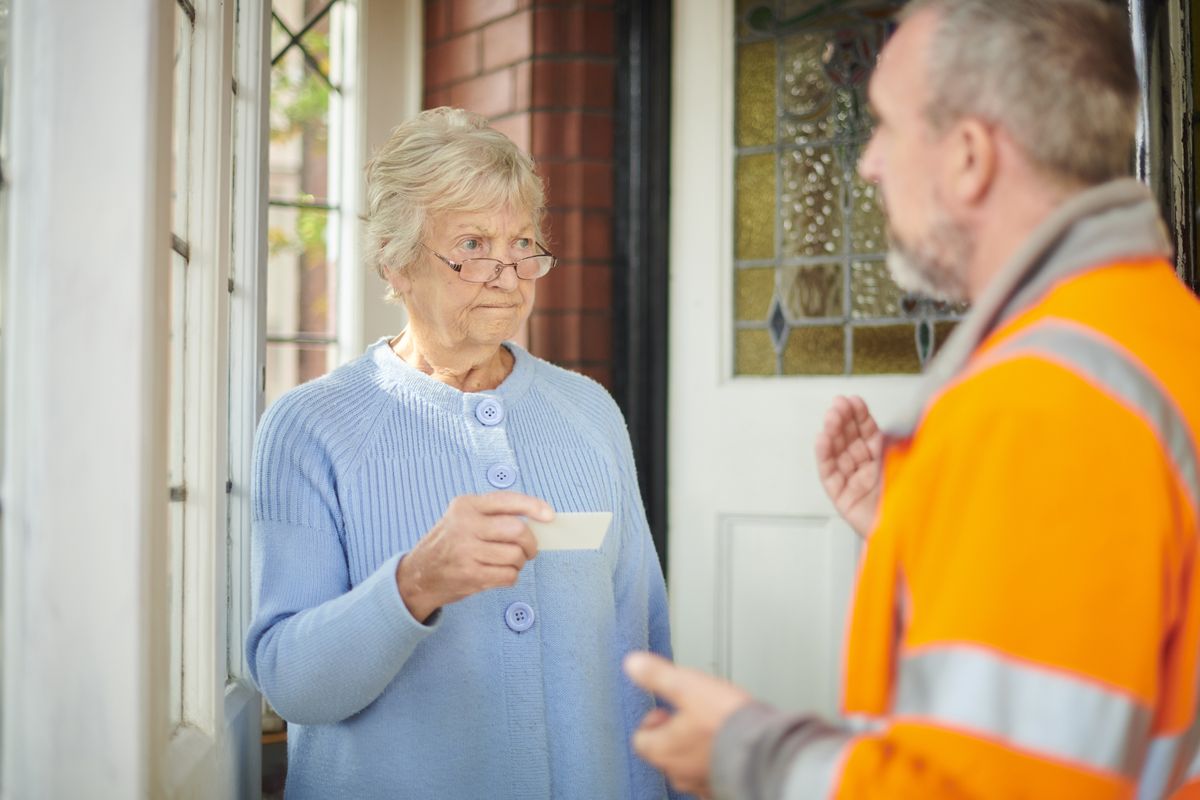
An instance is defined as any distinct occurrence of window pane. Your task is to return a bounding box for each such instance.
[270,56,331,204]
[266,342,337,406]
[267,204,338,339]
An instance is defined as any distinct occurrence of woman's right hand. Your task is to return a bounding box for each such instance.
[396,492,555,622]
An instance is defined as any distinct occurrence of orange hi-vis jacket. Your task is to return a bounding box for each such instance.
[711,180,1200,800]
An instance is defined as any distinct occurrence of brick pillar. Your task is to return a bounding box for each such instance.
[423,0,617,389]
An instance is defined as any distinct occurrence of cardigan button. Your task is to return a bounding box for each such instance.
[475,398,504,426]
[486,464,517,489]
[504,601,535,632]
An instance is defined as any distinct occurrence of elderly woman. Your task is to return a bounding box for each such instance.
[246,107,677,799]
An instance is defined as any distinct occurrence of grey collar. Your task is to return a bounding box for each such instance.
[885,178,1171,437]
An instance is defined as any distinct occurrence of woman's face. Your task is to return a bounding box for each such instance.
[390,206,539,351]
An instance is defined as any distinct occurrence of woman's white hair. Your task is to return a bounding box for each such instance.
[364,107,546,281]
[902,0,1139,187]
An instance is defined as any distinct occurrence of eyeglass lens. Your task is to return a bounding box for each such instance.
[459,255,555,282]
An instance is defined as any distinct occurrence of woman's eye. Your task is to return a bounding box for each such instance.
[460,238,481,252]
[514,238,532,251]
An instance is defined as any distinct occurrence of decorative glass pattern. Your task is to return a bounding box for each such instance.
[733,0,967,375]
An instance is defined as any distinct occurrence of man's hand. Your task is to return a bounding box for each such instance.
[815,395,882,538]
[624,652,753,798]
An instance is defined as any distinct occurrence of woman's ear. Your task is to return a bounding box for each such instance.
[386,265,412,299]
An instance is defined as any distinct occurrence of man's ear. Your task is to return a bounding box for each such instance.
[946,118,996,206]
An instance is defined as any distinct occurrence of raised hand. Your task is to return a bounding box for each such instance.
[624,652,753,798]
[396,492,554,622]
[814,395,883,538]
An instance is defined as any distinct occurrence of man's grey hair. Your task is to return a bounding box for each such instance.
[364,107,546,281]
[902,0,1139,187]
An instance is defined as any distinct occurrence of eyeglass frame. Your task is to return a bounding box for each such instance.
[420,241,558,283]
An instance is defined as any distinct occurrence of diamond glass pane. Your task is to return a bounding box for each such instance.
[736,153,776,261]
[736,267,776,321]
[780,263,842,318]
[737,41,776,147]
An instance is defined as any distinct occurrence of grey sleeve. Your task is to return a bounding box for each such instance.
[711,703,857,800]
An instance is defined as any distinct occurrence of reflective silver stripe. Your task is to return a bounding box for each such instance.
[780,729,858,800]
[1138,735,1183,799]
[1188,743,1200,780]
[893,646,1152,778]
[990,320,1200,514]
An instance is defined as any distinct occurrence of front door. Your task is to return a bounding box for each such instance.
[667,0,957,716]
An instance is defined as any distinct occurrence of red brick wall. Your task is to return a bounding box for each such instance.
[424,0,617,388]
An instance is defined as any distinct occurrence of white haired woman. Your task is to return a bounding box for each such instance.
[246,107,679,799]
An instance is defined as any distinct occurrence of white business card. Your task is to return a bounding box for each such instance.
[527,511,612,551]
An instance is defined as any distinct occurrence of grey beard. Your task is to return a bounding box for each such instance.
[885,220,972,304]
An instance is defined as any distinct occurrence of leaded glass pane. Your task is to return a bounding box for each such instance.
[852,324,921,374]
[848,170,886,254]
[732,0,967,376]
[850,260,904,318]
[781,263,842,318]
[782,326,844,375]
[737,41,776,147]
[736,153,776,261]
[736,329,777,375]
[781,145,842,259]
[736,267,776,321]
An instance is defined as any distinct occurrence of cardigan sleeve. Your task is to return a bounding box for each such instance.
[245,391,440,725]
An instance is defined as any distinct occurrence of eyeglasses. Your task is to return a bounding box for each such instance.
[421,242,558,283]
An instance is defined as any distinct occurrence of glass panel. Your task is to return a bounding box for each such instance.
[737,41,776,147]
[735,267,776,321]
[850,260,906,319]
[732,0,966,376]
[736,329,776,375]
[848,170,886,254]
[272,0,306,37]
[266,342,338,407]
[781,325,843,374]
[851,324,921,374]
[781,145,841,259]
[779,33,835,142]
[780,263,842,318]
[270,58,331,204]
[267,204,338,339]
[736,153,775,261]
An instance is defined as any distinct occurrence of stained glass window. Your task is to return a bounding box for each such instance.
[734,0,966,376]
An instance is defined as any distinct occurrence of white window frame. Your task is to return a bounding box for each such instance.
[167,0,267,793]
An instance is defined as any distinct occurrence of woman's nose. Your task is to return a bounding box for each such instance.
[485,262,521,290]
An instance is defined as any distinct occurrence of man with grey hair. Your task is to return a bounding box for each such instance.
[624,0,1200,797]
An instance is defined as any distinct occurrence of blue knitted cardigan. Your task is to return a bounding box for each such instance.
[247,339,675,799]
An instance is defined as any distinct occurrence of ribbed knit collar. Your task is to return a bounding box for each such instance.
[884,177,1171,437]
[366,337,537,413]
